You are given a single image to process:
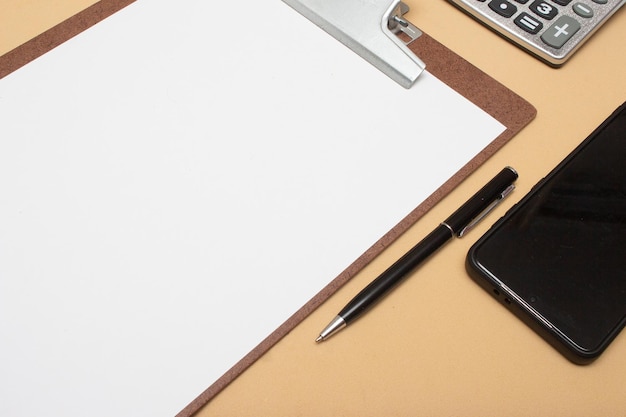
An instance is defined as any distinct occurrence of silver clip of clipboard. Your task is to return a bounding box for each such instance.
[281,0,426,89]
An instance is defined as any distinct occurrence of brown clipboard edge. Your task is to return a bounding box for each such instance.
[0,0,135,80]
[0,6,535,415]
[177,32,536,417]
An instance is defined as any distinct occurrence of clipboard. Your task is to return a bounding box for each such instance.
[178,34,535,417]
[181,2,535,414]
[0,1,535,416]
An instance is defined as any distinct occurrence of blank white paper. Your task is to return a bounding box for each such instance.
[0,0,505,415]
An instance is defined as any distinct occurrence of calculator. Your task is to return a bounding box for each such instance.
[448,0,625,66]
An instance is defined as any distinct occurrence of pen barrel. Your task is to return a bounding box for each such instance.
[338,225,453,323]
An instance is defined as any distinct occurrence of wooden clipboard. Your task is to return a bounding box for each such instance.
[177,26,536,417]
[0,2,536,416]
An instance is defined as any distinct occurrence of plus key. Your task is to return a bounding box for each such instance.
[541,16,581,48]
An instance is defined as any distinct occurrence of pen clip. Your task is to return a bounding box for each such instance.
[457,184,515,238]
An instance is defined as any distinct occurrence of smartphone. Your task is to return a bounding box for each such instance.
[467,102,626,364]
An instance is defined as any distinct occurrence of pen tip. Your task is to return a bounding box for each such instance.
[315,336,324,343]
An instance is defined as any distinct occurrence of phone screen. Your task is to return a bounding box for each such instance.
[468,103,626,363]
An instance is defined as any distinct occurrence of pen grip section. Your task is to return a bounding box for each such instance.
[339,225,453,323]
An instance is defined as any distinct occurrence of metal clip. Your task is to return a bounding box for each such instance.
[282,0,426,88]
[387,2,423,43]
[458,184,516,238]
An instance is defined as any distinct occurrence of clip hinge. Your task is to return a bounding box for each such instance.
[388,2,422,43]
[282,0,426,88]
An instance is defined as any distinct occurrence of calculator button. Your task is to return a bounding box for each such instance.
[591,0,608,4]
[530,0,559,19]
[552,0,573,5]
[515,12,544,33]
[541,15,581,48]
[489,0,518,17]
[513,0,530,3]
[573,2,594,17]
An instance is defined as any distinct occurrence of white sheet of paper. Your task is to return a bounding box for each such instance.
[0,1,505,415]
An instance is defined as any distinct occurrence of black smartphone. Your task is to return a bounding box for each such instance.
[467,102,626,364]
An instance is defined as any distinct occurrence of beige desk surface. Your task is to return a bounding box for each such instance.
[2,1,625,416]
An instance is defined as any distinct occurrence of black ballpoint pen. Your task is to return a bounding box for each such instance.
[315,166,518,342]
